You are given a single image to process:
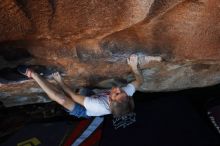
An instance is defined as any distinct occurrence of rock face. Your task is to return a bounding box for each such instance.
[0,0,220,107]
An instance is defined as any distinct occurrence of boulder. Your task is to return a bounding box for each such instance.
[0,0,220,107]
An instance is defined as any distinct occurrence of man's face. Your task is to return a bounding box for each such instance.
[109,87,128,102]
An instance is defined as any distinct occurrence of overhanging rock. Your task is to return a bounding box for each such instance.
[0,0,220,107]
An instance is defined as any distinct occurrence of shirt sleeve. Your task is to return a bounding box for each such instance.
[122,83,136,96]
[83,96,111,116]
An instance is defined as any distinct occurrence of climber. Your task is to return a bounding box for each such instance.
[17,54,143,118]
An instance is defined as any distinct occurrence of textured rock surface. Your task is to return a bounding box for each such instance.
[0,0,220,107]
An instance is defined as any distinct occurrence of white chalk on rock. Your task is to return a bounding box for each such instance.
[138,55,162,65]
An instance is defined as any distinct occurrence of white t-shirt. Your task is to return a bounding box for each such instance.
[84,84,136,116]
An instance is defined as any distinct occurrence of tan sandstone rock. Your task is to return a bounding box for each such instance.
[0,0,220,106]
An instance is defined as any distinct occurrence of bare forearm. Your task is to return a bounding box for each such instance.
[58,81,85,105]
[127,54,144,89]
[131,67,143,89]
[59,81,74,96]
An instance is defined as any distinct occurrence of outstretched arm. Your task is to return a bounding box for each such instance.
[127,54,144,89]
[52,72,85,106]
[29,72,75,111]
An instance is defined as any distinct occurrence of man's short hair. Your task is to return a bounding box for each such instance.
[110,96,135,117]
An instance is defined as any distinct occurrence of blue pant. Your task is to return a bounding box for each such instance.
[68,104,90,118]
